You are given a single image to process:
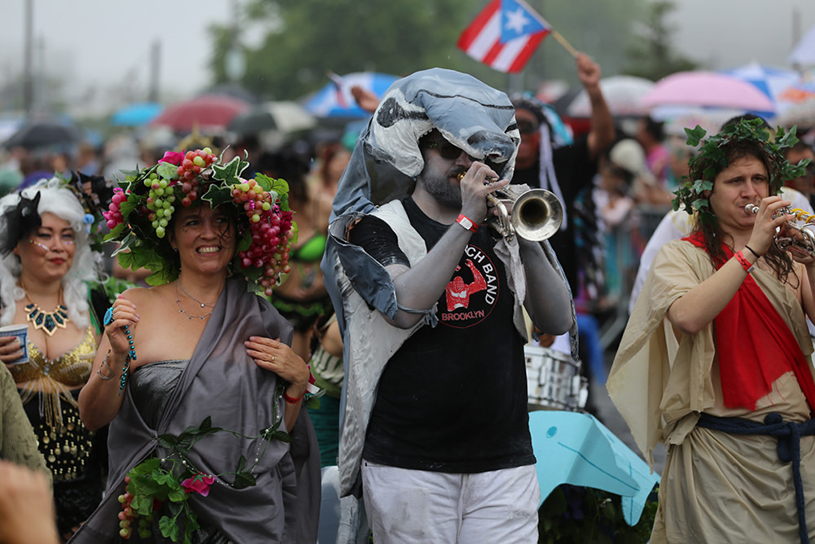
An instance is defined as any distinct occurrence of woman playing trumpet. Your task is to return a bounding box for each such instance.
[608,119,815,543]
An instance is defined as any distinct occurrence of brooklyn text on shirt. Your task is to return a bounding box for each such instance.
[440,245,500,328]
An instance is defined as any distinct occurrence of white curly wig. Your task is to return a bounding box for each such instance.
[0,178,101,328]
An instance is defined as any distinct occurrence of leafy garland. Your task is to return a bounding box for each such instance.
[672,118,810,226]
[103,149,296,292]
[116,384,292,542]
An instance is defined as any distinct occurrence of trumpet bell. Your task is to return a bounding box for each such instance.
[511,189,563,241]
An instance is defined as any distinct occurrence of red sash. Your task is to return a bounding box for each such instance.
[683,232,815,411]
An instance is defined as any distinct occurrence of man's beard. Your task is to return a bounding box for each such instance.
[419,168,462,209]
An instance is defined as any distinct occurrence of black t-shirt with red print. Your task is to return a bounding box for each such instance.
[349,197,534,473]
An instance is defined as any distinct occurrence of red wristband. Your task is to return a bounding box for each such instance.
[456,213,478,233]
[284,390,305,404]
[734,250,754,274]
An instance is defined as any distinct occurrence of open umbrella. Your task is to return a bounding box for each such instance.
[203,83,262,105]
[640,71,776,117]
[3,122,81,150]
[565,75,654,118]
[111,102,163,127]
[304,72,399,119]
[149,94,251,132]
[720,62,801,118]
[228,101,316,135]
[776,98,815,129]
[790,23,815,66]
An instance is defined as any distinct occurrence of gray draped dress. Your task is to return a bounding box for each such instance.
[69,278,321,543]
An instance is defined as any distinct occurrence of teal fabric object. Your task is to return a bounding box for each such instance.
[0,169,22,197]
[529,410,660,526]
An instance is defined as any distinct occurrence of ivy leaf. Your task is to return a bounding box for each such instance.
[156,162,179,180]
[159,515,180,541]
[254,173,275,192]
[235,455,247,473]
[201,183,234,209]
[156,434,178,449]
[167,487,187,503]
[183,513,200,544]
[212,155,250,183]
[684,125,706,147]
[146,266,175,286]
[130,493,154,515]
[236,230,252,253]
[129,458,160,475]
[269,430,292,443]
[103,223,126,242]
[232,471,257,490]
[119,197,140,222]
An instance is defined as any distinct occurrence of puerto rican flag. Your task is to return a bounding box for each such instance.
[457,0,551,73]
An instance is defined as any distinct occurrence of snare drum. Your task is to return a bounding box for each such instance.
[525,345,588,412]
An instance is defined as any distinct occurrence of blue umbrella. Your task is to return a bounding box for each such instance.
[111,102,163,127]
[304,72,399,119]
[719,62,801,117]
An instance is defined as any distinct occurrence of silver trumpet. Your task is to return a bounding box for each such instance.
[745,203,815,259]
[458,173,563,241]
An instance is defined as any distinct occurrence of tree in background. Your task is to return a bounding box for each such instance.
[207,0,654,102]
[622,0,700,81]
[210,0,479,100]
[520,0,647,94]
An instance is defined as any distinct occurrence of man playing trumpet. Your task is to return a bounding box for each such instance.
[323,68,574,543]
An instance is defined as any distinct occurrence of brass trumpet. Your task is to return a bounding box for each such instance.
[457,173,563,241]
[745,203,815,259]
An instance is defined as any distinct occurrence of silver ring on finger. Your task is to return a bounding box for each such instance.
[271,355,276,362]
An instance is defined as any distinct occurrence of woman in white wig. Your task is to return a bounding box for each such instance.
[0,178,109,541]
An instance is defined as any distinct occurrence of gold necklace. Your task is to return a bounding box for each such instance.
[22,285,70,336]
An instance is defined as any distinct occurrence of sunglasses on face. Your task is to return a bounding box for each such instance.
[517,120,539,135]
[422,137,504,175]
[423,139,467,160]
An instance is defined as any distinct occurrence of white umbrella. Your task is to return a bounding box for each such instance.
[566,76,654,118]
[790,24,815,66]
[227,101,317,135]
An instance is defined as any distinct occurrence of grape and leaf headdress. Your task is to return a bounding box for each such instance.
[673,118,810,226]
[103,148,295,294]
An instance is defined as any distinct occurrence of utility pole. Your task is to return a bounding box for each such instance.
[148,39,161,103]
[23,0,34,116]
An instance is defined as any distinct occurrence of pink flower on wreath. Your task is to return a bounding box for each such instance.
[181,473,216,497]
[158,151,185,166]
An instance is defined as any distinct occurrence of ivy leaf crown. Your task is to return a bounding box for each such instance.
[672,118,810,226]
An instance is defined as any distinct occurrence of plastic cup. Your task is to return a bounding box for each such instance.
[0,324,29,364]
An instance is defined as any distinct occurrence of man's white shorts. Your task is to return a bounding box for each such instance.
[361,460,540,543]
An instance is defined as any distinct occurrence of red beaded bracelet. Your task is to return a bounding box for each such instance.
[284,390,305,404]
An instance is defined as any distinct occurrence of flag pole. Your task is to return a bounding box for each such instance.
[550,29,579,58]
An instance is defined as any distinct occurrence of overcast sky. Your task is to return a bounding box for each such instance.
[2,0,815,104]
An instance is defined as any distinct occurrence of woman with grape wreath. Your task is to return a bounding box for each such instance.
[73,149,321,543]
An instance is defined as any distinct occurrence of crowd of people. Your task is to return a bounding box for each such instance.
[3,53,815,544]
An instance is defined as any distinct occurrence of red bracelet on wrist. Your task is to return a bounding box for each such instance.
[456,213,478,233]
[284,390,305,404]
[734,250,754,274]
